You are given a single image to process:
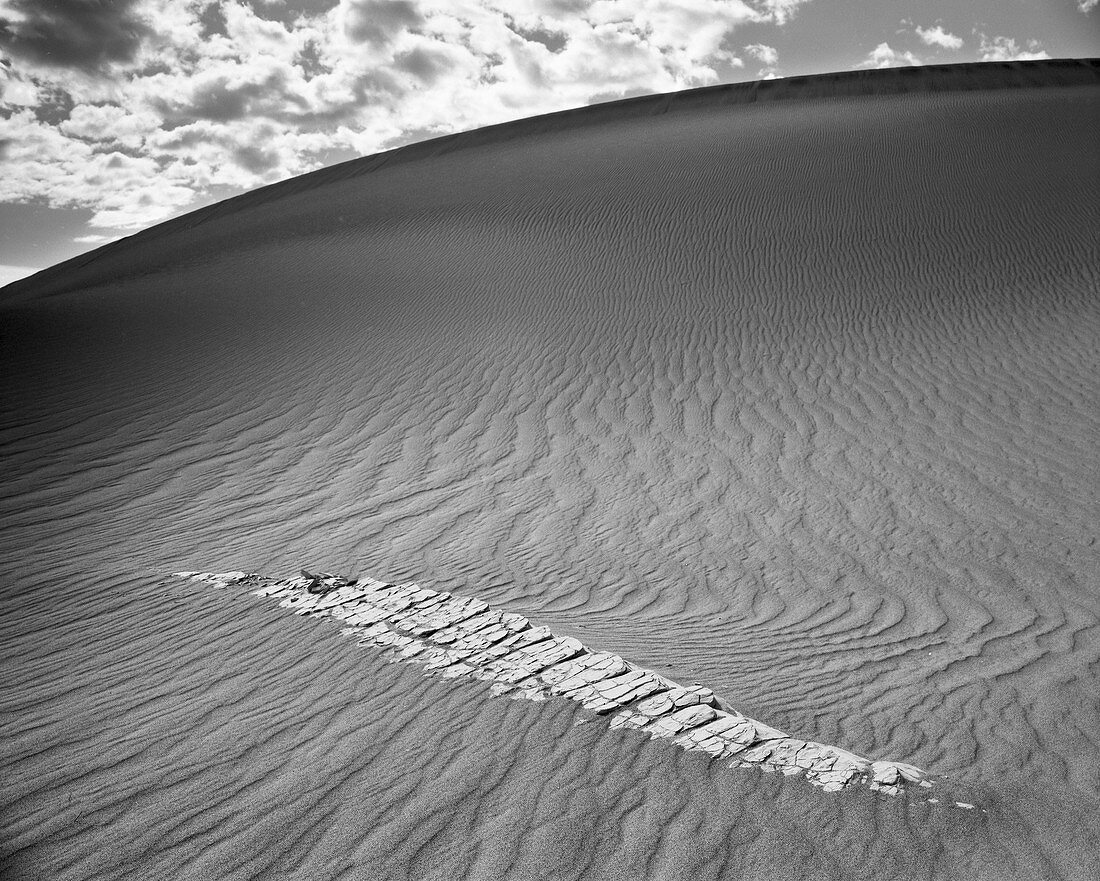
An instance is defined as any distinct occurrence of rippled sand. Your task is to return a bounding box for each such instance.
[2,60,1099,880]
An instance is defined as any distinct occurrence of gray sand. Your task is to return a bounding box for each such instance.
[2,61,1098,879]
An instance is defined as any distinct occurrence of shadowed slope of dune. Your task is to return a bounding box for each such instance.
[2,61,1099,879]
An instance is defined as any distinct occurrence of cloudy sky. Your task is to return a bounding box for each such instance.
[1,0,1097,285]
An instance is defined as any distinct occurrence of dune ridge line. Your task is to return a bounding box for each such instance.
[5,58,1096,304]
[174,569,947,801]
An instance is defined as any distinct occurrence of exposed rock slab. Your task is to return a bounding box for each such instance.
[174,570,939,799]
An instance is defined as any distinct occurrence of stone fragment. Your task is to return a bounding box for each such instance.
[397,641,427,659]
[894,763,927,784]
[559,669,672,714]
[354,622,390,640]
[441,663,476,679]
[648,705,718,739]
[600,670,672,703]
[252,582,292,598]
[422,648,472,670]
[871,762,901,786]
[504,626,553,651]
[609,711,650,731]
[306,586,369,615]
[458,610,502,632]
[514,684,548,701]
[500,613,530,631]
[636,685,716,718]
[734,743,774,765]
[342,605,391,627]
[173,569,935,801]
[672,711,753,755]
[542,653,630,692]
[482,637,585,683]
[760,739,809,771]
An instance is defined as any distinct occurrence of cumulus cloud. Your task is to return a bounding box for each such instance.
[743,42,779,78]
[978,34,1050,62]
[342,0,422,47]
[744,43,777,65]
[857,42,921,69]
[72,233,120,244]
[853,42,924,69]
[0,0,815,239]
[915,25,962,50]
[0,263,40,286]
[757,0,811,25]
[1078,1,1098,13]
[0,56,38,105]
[0,0,153,73]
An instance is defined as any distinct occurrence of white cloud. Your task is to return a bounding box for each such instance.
[857,42,921,69]
[915,25,963,50]
[757,0,812,25]
[744,43,778,66]
[743,42,779,78]
[1078,1,1098,13]
[0,62,39,105]
[73,234,121,245]
[60,103,160,150]
[978,34,1050,62]
[0,264,41,287]
[0,0,807,236]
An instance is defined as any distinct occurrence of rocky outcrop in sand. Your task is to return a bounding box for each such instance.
[175,570,937,799]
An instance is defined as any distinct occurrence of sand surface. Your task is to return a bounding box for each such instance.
[2,60,1099,879]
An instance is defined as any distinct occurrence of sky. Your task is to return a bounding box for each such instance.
[1,0,1097,286]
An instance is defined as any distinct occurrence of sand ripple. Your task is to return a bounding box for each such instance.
[2,63,1098,879]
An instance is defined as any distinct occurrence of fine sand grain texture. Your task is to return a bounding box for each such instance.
[2,61,1099,879]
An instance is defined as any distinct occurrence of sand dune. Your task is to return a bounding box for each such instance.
[2,60,1099,879]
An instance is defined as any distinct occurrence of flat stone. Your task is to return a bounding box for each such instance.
[483,637,585,683]
[597,671,669,704]
[609,711,650,730]
[505,626,553,650]
[458,610,503,632]
[581,696,621,715]
[648,705,717,739]
[440,663,476,679]
[174,568,933,801]
[672,729,732,756]
[762,739,809,770]
[894,763,927,784]
[734,743,775,765]
[544,654,630,693]
[252,583,292,598]
[343,606,390,627]
[423,649,471,670]
[500,613,530,631]
[636,684,716,717]
[646,716,688,739]
[871,762,901,786]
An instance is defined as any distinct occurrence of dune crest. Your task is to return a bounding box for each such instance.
[175,570,943,800]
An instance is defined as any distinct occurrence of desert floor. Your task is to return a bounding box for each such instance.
[2,61,1098,880]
